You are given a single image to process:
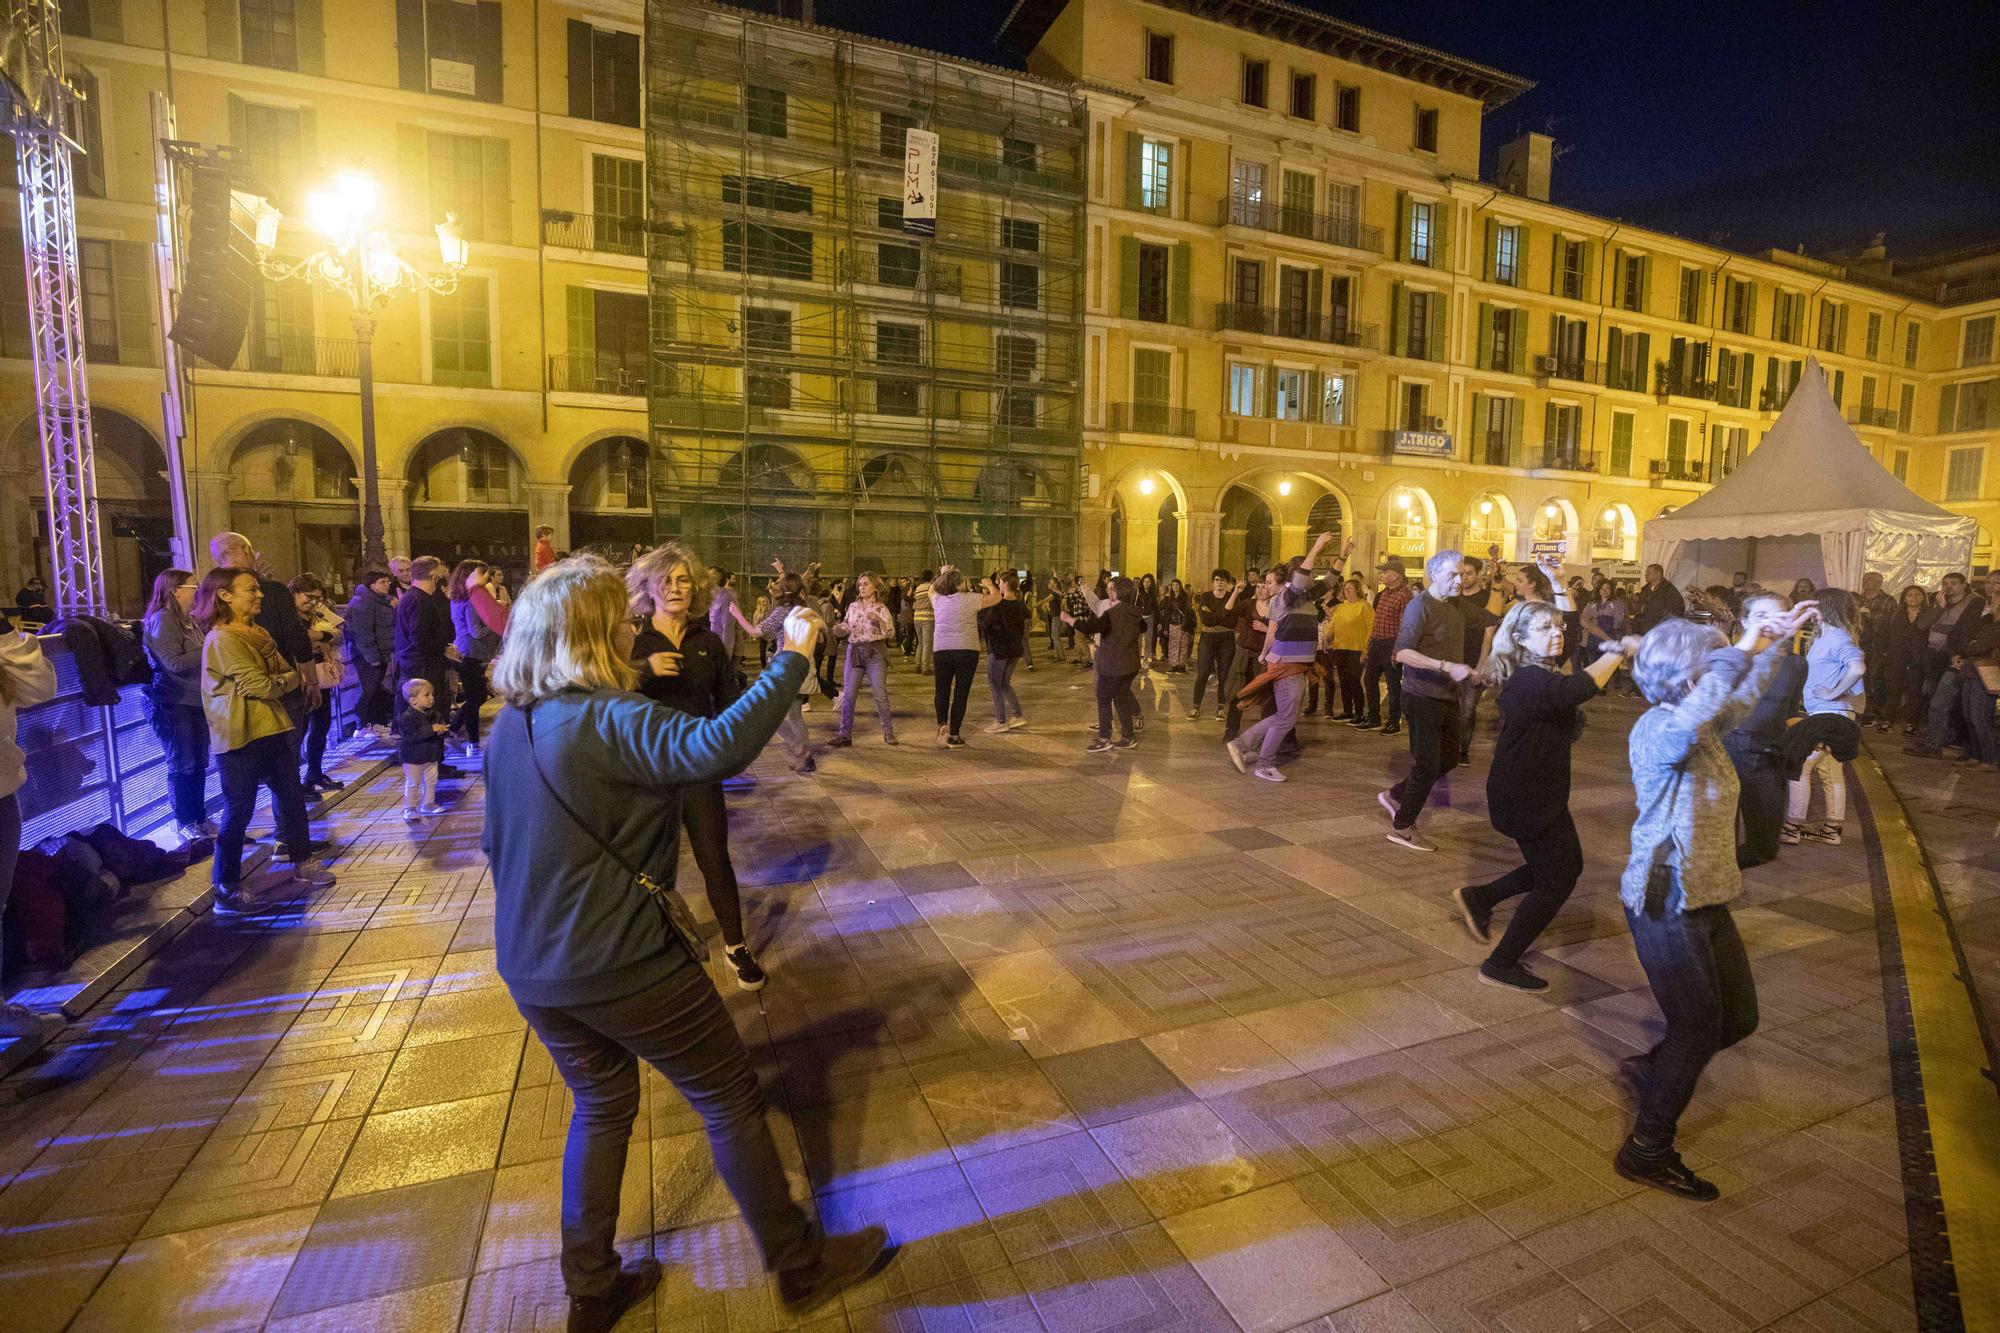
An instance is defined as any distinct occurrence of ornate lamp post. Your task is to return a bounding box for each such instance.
[248,170,468,570]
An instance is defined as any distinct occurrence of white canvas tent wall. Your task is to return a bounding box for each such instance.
[1641,359,1976,590]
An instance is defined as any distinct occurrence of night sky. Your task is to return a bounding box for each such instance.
[805,0,2000,261]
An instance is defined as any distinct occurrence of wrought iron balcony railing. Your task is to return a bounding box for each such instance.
[1107,402,1196,436]
[548,353,647,395]
[541,211,646,257]
[239,334,359,377]
[1218,197,1384,253]
[1214,303,1378,349]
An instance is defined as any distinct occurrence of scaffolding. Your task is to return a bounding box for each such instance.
[644,1,1084,579]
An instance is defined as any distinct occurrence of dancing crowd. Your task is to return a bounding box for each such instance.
[2,529,1997,1331]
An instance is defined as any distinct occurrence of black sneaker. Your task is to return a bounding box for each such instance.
[778,1225,892,1316]
[1613,1139,1719,1202]
[1085,737,1112,753]
[1347,717,1377,730]
[568,1257,663,1333]
[828,735,853,748]
[1477,960,1548,991]
[1451,886,1492,944]
[946,734,967,748]
[1379,723,1401,736]
[212,883,279,918]
[725,946,768,992]
[1110,736,1138,750]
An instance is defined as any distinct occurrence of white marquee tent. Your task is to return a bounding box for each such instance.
[1641,359,1976,591]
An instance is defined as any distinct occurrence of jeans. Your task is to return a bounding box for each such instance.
[1957,674,1997,763]
[1876,655,1925,727]
[1192,634,1234,711]
[1389,693,1461,828]
[1924,666,1965,749]
[453,656,489,745]
[281,687,309,766]
[932,648,979,735]
[301,692,332,781]
[1236,671,1305,767]
[1623,889,1759,1147]
[839,641,895,739]
[774,701,811,767]
[1457,683,1484,760]
[215,732,311,886]
[513,964,821,1300]
[1465,814,1582,968]
[355,658,390,728]
[1727,745,1786,868]
[1141,614,1156,659]
[1221,646,1255,738]
[402,761,438,809]
[150,701,211,826]
[680,780,746,947]
[1362,638,1402,727]
[989,654,1023,723]
[915,621,934,674]
[1096,669,1138,740]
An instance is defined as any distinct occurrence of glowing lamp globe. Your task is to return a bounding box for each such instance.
[1138,477,1155,496]
[307,170,384,245]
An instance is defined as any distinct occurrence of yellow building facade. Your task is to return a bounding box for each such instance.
[1005,0,2000,582]
[2,0,1996,614]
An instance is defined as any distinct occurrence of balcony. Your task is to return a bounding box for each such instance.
[1217,197,1384,253]
[1653,363,1723,400]
[1759,384,1797,413]
[1535,355,1601,386]
[1651,459,1705,483]
[548,353,647,396]
[1214,303,1379,349]
[1849,405,1901,430]
[1536,444,1599,473]
[1107,402,1195,436]
[238,335,359,378]
[541,210,645,257]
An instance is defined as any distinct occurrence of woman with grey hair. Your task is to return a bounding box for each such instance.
[1613,598,1814,1201]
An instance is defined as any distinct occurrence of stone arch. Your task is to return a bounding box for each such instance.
[1102,461,1188,514]
[716,442,815,495]
[1379,483,1439,563]
[407,427,534,571]
[227,420,359,504]
[1532,496,1581,552]
[209,408,358,475]
[1155,489,1181,582]
[1591,501,1639,562]
[7,408,174,616]
[973,458,1054,508]
[1219,483,1274,573]
[1464,491,1519,560]
[387,416,532,484]
[568,435,657,554]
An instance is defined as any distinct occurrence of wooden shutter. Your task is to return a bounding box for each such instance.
[1509,396,1524,454]
[1482,218,1494,282]
[1606,327,1624,389]
[297,106,318,172]
[1394,190,1408,262]
[1639,255,1652,311]
[207,0,240,61]
[1425,294,1445,363]
[1745,283,1759,337]
[1470,393,1485,446]
[568,20,594,118]
[475,3,505,103]
[1939,383,1958,431]
[1580,241,1596,302]
[1118,237,1139,319]
[1433,200,1449,269]
[398,125,429,230]
[565,286,595,380]
[1388,281,1404,356]
[481,137,512,243]
[1477,303,1493,368]
[1835,303,1849,353]
[112,241,155,367]
[1509,310,1526,375]
[1610,250,1624,307]
[1543,400,1557,450]
[295,0,325,75]
[1549,232,1563,295]
[227,93,248,150]
[396,0,425,91]
[1169,242,1190,325]
[1123,132,1142,210]
[87,0,123,41]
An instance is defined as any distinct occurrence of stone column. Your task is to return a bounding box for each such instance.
[378,480,412,562]
[1274,522,1309,564]
[1184,509,1222,579]
[1350,519,1382,576]
[524,483,572,552]
[188,471,234,551]
[1439,521,1466,554]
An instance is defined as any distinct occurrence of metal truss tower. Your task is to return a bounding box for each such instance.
[3,0,106,615]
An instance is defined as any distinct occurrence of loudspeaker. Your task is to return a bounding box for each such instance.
[168,161,258,368]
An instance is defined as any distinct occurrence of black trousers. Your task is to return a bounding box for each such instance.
[214,732,310,886]
[932,648,979,735]
[1191,634,1234,711]
[355,659,391,727]
[1465,813,1583,968]
[1096,669,1138,739]
[1624,896,1758,1148]
[150,701,211,827]
[1362,639,1402,727]
[301,692,333,781]
[453,656,490,745]
[1728,745,1786,869]
[1333,648,1363,717]
[1389,693,1460,828]
[680,781,745,947]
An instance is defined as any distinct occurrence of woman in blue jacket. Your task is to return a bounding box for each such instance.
[481,556,888,1331]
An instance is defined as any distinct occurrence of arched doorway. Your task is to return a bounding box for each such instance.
[1465,492,1516,560]
[1591,502,1638,563]
[1220,485,1273,574]
[1382,485,1437,564]
[568,436,657,554]
[1533,497,1576,558]
[1155,492,1180,582]
[1305,492,1344,567]
[9,408,174,616]
[693,443,820,571]
[228,420,359,583]
[407,427,532,571]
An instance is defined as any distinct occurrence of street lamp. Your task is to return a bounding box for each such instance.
[249,169,468,569]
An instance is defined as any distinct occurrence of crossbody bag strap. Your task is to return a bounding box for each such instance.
[522,705,650,882]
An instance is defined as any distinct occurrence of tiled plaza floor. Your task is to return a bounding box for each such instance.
[0,658,1967,1331]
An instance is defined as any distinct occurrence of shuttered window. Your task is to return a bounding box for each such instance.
[430,277,490,387]
[1609,412,1634,476]
[567,21,639,126]
[1945,447,1984,502]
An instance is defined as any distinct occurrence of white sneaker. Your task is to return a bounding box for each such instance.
[197,819,220,837]
[175,822,207,844]
[800,700,813,713]
[403,807,423,822]
[1253,766,1286,783]
[936,725,950,749]
[983,721,1011,734]
[0,1000,64,1041]
[1387,827,1436,853]
[1224,742,1247,774]
[416,803,446,816]
[1006,716,1028,731]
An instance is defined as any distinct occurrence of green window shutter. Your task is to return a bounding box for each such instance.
[1549,232,1562,295]
[1118,237,1139,319]
[481,137,512,244]
[1544,400,1558,449]
[295,0,325,75]
[1510,309,1527,375]
[1836,303,1849,352]
[1425,294,1445,363]
[1169,242,1190,325]
[227,93,248,150]
[297,107,318,172]
[1939,383,1958,431]
[1394,190,1408,262]
[1606,327,1623,388]
[207,0,240,61]
[1634,332,1650,395]
[1388,281,1404,356]
[398,125,429,231]
[1433,201,1449,269]
[112,241,155,367]
[1123,132,1142,210]
[1477,302,1493,368]
[1639,255,1652,310]
[565,286,595,372]
[396,0,425,91]
[1610,250,1624,307]
[88,0,123,41]
[1306,270,1322,324]
[1581,241,1596,302]
[1470,392,1485,443]
[568,20,594,118]
[1746,283,1759,336]
[1482,218,1494,282]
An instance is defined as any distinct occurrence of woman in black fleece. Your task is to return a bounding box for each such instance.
[1064,575,1146,751]
[482,556,889,1330]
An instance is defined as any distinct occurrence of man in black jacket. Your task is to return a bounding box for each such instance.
[1632,564,1686,635]
[1187,568,1241,720]
[396,556,463,776]
[1908,570,1999,762]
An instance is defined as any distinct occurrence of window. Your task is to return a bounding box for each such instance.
[879,112,913,159]
[1289,72,1316,120]
[1405,289,1431,359]
[721,174,812,213]
[1666,417,1690,470]
[996,335,1037,426]
[1277,267,1312,335]
[1325,182,1359,247]
[1558,239,1587,300]
[1335,84,1360,132]
[1401,380,1430,431]
[1832,369,1845,407]
[1493,224,1520,285]
[1407,200,1435,267]
[1964,315,1995,366]
[1892,449,1909,482]
[745,308,792,408]
[1818,300,1848,353]
[1865,311,1882,359]
[1227,363,1261,416]
[877,242,919,288]
[591,155,644,255]
[1000,218,1041,252]
[1619,253,1645,312]
[567,21,640,127]
[1320,372,1350,425]
[69,68,103,197]
[1144,30,1174,83]
[1280,170,1314,238]
[236,101,304,193]
[1133,348,1173,432]
[1135,242,1169,322]
[461,436,517,504]
[744,85,787,137]
[1899,383,1915,432]
[1228,160,1265,225]
[430,277,490,387]
[1724,278,1755,334]
[1609,411,1634,475]
[1000,259,1039,311]
[1678,267,1703,323]
[1547,402,1580,449]
[1905,323,1920,368]
[1947,378,1997,432]
[1232,258,1262,308]
[249,273,314,372]
[418,0,489,99]
[1274,368,1306,420]
[589,289,647,386]
[1242,58,1268,108]
[1002,137,1037,172]
[600,441,649,508]
[427,132,492,241]
[1946,447,1984,502]
[1489,307,1513,370]
[1139,137,1173,212]
[241,0,299,71]
[875,322,922,415]
[722,223,813,280]
[1771,291,1803,344]
[79,239,118,362]
[1414,107,1438,153]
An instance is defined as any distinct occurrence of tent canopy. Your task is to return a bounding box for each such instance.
[1641,359,1976,590]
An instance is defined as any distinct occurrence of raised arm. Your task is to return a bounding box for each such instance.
[608,615,819,787]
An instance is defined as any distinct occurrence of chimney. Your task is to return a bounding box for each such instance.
[1860,232,1887,262]
[1496,132,1553,202]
